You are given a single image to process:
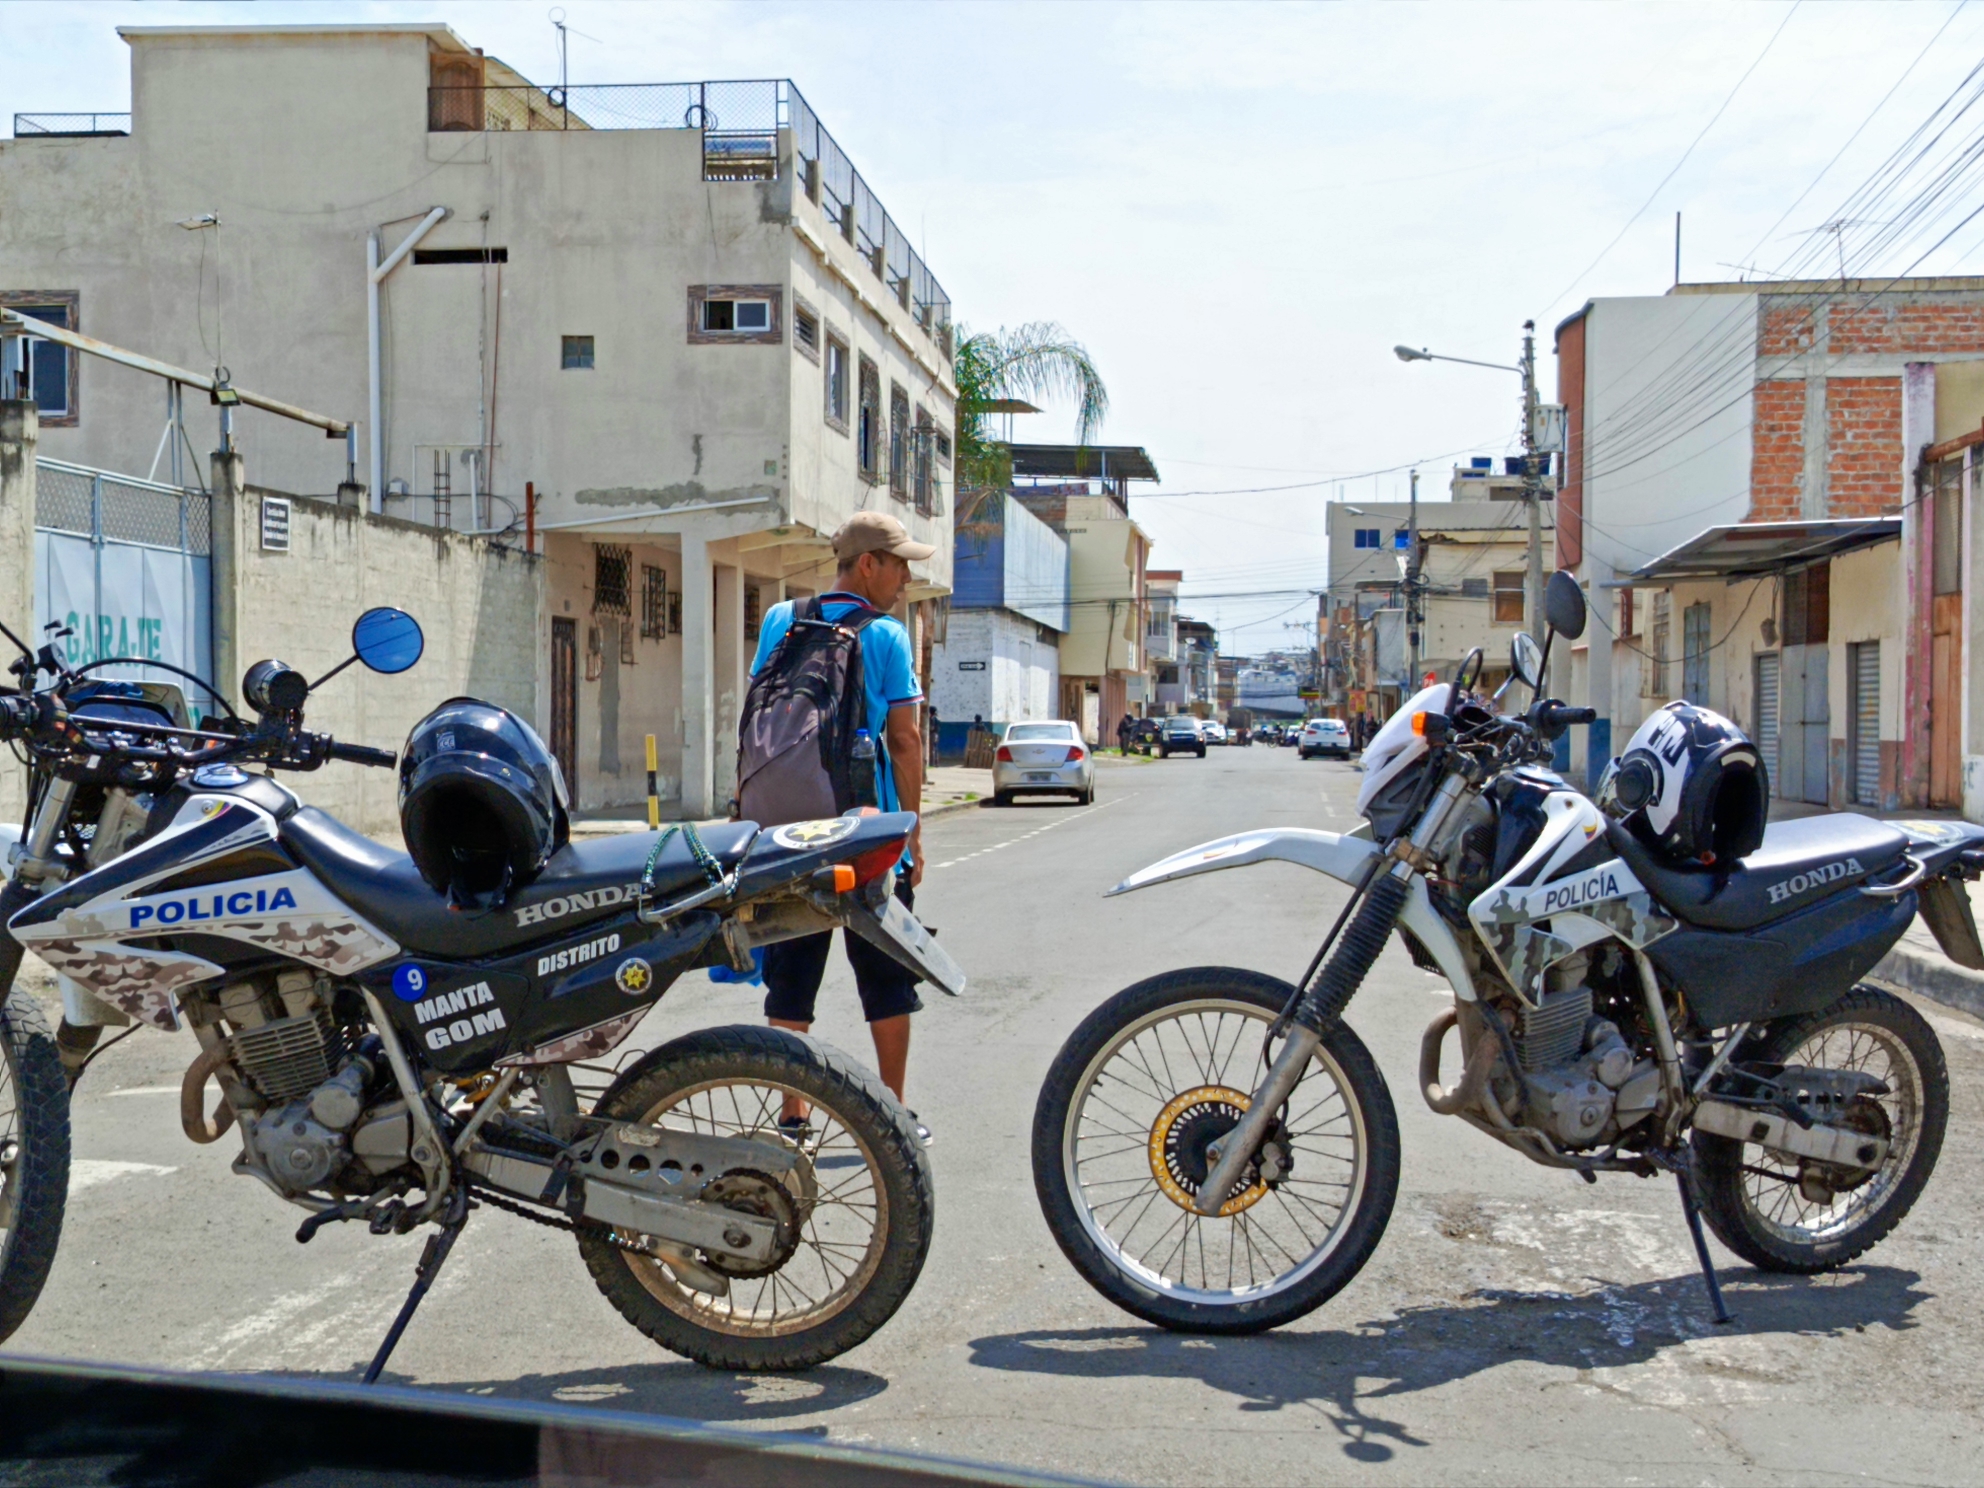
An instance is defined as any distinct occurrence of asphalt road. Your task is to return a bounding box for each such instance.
[11,745,1984,1486]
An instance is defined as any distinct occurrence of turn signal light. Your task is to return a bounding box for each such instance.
[1411,712,1450,740]
[828,864,856,892]
[995,745,1014,762]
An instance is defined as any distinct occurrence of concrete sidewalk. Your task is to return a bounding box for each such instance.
[1769,797,1984,1019]
[568,764,1001,835]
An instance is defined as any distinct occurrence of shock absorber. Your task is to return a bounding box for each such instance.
[1292,870,1411,1035]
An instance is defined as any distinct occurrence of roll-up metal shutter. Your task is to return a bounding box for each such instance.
[1850,642,1881,806]
[1754,653,1779,783]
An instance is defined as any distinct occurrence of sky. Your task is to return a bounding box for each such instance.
[10,0,1984,654]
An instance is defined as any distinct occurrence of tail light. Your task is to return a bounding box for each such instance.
[1066,746,1085,763]
[995,745,1013,762]
[847,841,903,886]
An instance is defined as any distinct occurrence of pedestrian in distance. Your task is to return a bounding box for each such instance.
[927,702,941,767]
[745,510,936,1144]
[1116,712,1134,757]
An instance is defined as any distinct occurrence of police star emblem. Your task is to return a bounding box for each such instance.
[614,957,654,996]
[770,817,861,850]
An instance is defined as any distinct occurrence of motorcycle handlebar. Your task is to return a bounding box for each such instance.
[328,741,398,769]
[1538,703,1598,729]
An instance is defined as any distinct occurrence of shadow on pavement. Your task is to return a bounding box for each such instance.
[280,1359,890,1431]
[967,1266,1928,1464]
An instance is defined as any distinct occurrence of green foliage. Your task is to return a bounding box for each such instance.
[952,322,1109,505]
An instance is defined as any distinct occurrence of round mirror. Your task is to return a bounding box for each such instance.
[1545,570,1587,641]
[351,607,424,675]
[1510,632,1543,689]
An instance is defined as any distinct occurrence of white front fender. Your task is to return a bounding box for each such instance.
[1107,826,1477,1002]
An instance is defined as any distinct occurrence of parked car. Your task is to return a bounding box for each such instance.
[993,720,1094,805]
[1202,720,1228,746]
[1277,725,1300,747]
[1159,715,1206,759]
[1127,718,1163,755]
[1298,717,1353,759]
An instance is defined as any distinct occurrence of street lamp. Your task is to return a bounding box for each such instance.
[1393,324,1548,643]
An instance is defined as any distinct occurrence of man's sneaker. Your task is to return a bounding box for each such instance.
[907,1111,934,1147]
[775,1114,816,1150]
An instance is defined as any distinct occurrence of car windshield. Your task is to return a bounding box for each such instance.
[1006,723,1075,741]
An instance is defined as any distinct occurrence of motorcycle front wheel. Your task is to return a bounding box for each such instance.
[577,1025,934,1371]
[1033,967,1399,1334]
[0,976,70,1344]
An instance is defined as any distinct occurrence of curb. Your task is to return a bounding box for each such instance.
[1870,943,1984,1022]
[920,795,986,822]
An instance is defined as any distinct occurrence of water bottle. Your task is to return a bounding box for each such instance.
[850,728,879,808]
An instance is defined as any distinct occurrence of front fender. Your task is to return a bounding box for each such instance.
[1107,826,1477,1002]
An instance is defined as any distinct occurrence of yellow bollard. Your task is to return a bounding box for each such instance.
[645,733,660,830]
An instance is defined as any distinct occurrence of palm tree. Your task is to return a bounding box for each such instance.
[952,322,1109,509]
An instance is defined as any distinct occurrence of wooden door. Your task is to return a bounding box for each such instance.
[1931,593,1962,806]
[551,616,578,801]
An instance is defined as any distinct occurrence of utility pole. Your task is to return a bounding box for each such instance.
[1406,467,1423,685]
[1520,320,1544,639]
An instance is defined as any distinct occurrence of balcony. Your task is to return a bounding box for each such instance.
[425,77,950,349]
[12,113,130,138]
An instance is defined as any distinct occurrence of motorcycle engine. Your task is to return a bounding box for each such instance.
[1503,954,1661,1149]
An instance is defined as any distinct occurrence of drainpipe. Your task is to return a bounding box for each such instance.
[367,207,450,513]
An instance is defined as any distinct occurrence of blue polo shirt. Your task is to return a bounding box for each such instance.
[751,593,922,848]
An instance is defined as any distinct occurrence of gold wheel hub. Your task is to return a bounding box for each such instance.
[1148,1085,1269,1216]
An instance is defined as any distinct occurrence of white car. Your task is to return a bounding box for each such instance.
[1202,720,1228,746]
[992,720,1095,806]
[1298,718,1353,759]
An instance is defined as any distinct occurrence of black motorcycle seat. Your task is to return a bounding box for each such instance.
[277,808,758,959]
[1607,814,1910,933]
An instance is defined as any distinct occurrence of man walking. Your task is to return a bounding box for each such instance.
[1116,712,1135,756]
[750,511,934,1142]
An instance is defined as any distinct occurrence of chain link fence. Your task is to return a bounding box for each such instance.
[12,114,130,137]
[35,460,211,554]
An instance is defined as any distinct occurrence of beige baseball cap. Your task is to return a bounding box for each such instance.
[833,510,937,563]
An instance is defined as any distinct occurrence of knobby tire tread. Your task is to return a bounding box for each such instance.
[576,1024,934,1371]
[0,986,71,1344]
[1694,985,1948,1274]
[1032,967,1400,1334]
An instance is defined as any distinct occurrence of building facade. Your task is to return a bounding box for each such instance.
[929,491,1068,740]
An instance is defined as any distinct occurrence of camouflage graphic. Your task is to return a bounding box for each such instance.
[500,1008,649,1067]
[228,917,397,975]
[32,939,219,1030]
[1471,863,1676,1002]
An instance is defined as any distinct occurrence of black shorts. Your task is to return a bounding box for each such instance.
[762,880,925,1024]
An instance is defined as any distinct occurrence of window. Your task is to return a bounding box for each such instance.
[1619,586,1637,638]
[561,335,595,370]
[1492,571,1524,625]
[935,427,952,465]
[888,383,910,500]
[640,564,666,640]
[825,334,850,432]
[1394,529,1411,549]
[1353,528,1380,550]
[1460,577,1488,598]
[913,406,934,513]
[1644,592,1672,698]
[593,544,631,615]
[1683,602,1711,704]
[1,292,79,424]
[1782,562,1830,646]
[687,284,782,345]
[857,356,881,482]
[745,584,764,643]
[792,299,820,362]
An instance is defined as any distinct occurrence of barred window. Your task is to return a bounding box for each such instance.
[594,544,632,615]
[888,383,910,500]
[640,564,666,639]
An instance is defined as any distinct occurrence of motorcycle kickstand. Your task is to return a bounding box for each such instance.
[361,1186,470,1385]
[1673,1161,1732,1326]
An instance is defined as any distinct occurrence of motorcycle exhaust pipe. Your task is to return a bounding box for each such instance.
[1419,1008,1500,1117]
[181,1044,236,1144]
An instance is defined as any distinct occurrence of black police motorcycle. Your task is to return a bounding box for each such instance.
[0,608,961,1375]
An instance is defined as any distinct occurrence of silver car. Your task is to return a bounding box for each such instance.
[992,720,1095,806]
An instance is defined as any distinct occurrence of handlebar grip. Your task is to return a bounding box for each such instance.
[329,741,398,769]
[1541,704,1598,728]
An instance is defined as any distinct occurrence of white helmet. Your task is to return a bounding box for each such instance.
[1599,700,1767,865]
[1356,683,1450,837]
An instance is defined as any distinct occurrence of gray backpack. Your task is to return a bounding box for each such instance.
[735,597,880,826]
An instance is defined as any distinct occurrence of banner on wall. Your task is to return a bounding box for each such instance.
[35,531,213,717]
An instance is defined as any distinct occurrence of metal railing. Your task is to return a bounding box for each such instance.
[426,78,950,346]
[13,113,130,138]
[37,459,212,555]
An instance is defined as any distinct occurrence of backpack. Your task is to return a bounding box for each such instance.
[735,597,881,826]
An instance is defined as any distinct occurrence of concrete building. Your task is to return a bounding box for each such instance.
[1555,278,1984,816]
[928,491,1068,744]
[1145,570,1182,710]
[1176,616,1218,717]
[1,22,957,817]
[1008,445,1159,742]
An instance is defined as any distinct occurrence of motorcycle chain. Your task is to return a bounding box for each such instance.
[466,1179,649,1255]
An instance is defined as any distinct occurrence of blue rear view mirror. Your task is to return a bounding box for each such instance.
[352,607,424,675]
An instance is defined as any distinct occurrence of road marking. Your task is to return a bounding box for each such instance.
[71,1159,176,1193]
[105,1085,181,1097]
[931,795,1131,869]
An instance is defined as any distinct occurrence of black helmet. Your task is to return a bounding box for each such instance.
[399,699,569,905]
[1598,700,1768,866]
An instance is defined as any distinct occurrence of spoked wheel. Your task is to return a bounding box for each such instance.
[578,1026,933,1371]
[1695,986,1948,1273]
[1033,967,1399,1333]
[0,982,70,1343]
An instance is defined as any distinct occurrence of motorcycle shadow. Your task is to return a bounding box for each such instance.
[967,1265,1928,1464]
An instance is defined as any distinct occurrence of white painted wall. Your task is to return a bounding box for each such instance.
[930,607,1061,725]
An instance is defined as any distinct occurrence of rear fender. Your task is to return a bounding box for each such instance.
[1108,826,1478,1002]
[1893,820,1984,970]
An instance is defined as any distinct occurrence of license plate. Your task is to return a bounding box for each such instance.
[1026,771,1053,781]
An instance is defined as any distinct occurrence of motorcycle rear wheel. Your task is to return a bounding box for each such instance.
[0,980,70,1344]
[577,1025,934,1371]
[1033,967,1399,1334]
[1694,986,1947,1273]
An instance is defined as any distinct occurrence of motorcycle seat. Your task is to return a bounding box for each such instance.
[1606,814,1910,933]
[277,807,758,960]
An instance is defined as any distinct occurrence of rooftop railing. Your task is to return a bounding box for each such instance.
[12,113,131,137]
[427,78,950,349]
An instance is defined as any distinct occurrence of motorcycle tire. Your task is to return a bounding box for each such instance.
[1033,967,1400,1334]
[577,1025,934,1371]
[0,980,71,1345]
[1694,985,1948,1274]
